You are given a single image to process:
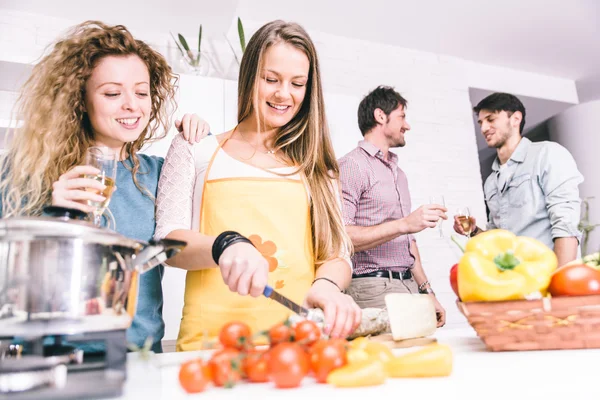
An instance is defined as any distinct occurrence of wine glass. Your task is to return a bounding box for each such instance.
[85,146,117,226]
[456,207,474,238]
[429,195,446,238]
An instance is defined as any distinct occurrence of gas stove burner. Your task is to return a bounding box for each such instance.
[44,344,84,365]
[0,355,67,393]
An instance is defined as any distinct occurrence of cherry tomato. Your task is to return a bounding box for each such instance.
[267,342,309,389]
[178,358,211,393]
[549,264,600,296]
[208,348,242,388]
[219,321,252,350]
[309,339,347,383]
[242,348,270,383]
[293,320,321,346]
[269,322,293,346]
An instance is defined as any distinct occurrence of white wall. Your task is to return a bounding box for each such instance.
[0,9,581,339]
[548,100,600,255]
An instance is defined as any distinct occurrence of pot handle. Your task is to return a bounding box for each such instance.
[132,238,187,274]
[42,206,88,220]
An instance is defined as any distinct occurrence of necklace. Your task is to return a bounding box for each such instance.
[239,129,276,155]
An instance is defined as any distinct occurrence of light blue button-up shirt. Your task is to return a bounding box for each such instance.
[483,137,583,250]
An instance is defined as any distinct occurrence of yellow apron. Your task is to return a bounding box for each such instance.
[176,133,315,351]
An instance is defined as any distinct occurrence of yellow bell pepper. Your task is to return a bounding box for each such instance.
[348,338,394,370]
[346,348,369,364]
[387,343,453,378]
[458,229,557,302]
[326,359,387,387]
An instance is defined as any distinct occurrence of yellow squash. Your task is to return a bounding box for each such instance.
[387,343,453,378]
[458,229,557,302]
[348,338,394,371]
[326,359,387,387]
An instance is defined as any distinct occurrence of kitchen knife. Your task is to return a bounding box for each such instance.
[263,285,309,317]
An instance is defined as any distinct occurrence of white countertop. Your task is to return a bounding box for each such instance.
[113,327,600,400]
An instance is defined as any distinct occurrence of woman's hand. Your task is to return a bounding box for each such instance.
[176,114,210,144]
[304,280,362,339]
[218,242,269,298]
[52,165,108,213]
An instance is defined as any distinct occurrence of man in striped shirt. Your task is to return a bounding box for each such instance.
[339,86,447,326]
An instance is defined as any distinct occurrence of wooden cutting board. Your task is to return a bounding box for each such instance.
[368,333,437,348]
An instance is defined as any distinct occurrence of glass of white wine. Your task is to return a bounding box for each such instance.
[85,146,117,227]
[429,195,446,238]
[456,207,474,238]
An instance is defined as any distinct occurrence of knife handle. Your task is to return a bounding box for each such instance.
[263,285,274,297]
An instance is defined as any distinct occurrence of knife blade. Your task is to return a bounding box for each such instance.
[263,285,309,317]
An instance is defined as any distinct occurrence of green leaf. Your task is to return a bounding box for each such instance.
[237,17,246,53]
[196,24,202,64]
[224,35,240,65]
[170,32,187,59]
[178,33,191,51]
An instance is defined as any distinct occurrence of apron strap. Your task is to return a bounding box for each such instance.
[199,127,238,224]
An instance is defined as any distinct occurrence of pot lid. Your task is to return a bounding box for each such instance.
[0,207,142,250]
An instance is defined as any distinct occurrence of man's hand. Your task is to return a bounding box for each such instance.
[453,215,477,236]
[403,204,447,233]
[430,294,446,327]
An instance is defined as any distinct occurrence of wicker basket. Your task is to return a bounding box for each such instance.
[457,295,600,351]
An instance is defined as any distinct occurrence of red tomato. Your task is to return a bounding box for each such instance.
[267,342,309,389]
[269,322,293,346]
[219,321,252,350]
[549,264,600,296]
[178,358,211,393]
[208,348,242,388]
[293,320,321,346]
[242,348,270,383]
[450,264,459,298]
[308,339,347,383]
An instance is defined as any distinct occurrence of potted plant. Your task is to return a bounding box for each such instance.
[171,25,209,76]
[225,17,247,65]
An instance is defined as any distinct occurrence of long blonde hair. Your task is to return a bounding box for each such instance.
[0,20,176,217]
[238,20,352,265]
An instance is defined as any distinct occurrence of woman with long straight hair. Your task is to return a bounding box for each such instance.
[155,20,361,351]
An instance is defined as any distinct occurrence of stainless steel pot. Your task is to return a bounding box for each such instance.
[0,207,186,338]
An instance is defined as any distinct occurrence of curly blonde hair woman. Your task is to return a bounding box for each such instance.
[155,20,361,350]
[0,20,208,352]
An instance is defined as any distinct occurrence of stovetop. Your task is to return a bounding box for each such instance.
[0,329,128,399]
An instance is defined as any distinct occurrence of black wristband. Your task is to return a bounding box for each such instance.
[211,231,254,264]
[312,277,342,292]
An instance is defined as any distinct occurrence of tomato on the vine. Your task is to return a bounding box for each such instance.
[293,320,321,346]
[242,348,270,383]
[178,358,211,393]
[309,339,347,383]
[209,348,242,388]
[219,321,252,350]
[267,342,309,388]
[268,322,293,346]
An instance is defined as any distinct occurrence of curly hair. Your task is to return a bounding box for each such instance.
[0,20,177,217]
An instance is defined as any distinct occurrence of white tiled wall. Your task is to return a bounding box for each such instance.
[0,10,580,334]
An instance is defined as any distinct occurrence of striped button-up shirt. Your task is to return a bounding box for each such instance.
[339,141,415,274]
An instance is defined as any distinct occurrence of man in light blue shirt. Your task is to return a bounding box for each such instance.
[454,93,583,267]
